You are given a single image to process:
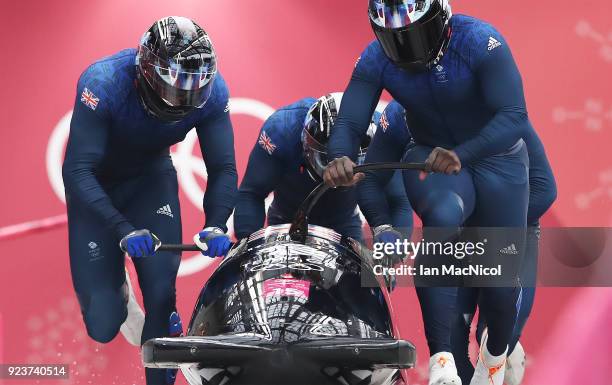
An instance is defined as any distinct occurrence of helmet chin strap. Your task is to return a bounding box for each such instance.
[430,24,453,68]
[431,0,453,67]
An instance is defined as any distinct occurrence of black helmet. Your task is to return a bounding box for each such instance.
[368,0,452,72]
[302,93,374,180]
[136,16,217,121]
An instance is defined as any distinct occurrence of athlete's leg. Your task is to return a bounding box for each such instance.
[402,144,476,357]
[67,197,128,343]
[459,226,537,384]
[468,223,537,385]
[508,223,539,352]
[503,143,555,350]
[451,287,479,384]
[471,145,554,347]
[123,164,182,385]
[469,144,529,358]
[507,144,555,351]
[525,137,557,225]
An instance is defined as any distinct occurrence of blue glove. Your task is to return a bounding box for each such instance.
[373,225,405,265]
[193,227,231,258]
[374,228,403,245]
[119,229,155,258]
[168,311,183,337]
[373,225,405,291]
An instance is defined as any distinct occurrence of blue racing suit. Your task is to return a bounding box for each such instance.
[62,49,237,385]
[363,100,556,382]
[234,98,412,241]
[329,15,533,357]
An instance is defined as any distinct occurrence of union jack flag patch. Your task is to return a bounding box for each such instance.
[258,131,276,155]
[81,87,99,111]
[379,111,389,132]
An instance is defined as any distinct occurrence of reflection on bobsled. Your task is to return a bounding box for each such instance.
[143,224,415,385]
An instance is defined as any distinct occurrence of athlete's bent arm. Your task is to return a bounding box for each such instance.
[233,143,284,240]
[453,30,530,165]
[358,104,411,228]
[196,107,238,232]
[62,87,135,240]
[325,56,385,187]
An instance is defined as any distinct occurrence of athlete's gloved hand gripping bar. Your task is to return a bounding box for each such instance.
[193,227,232,258]
[119,231,203,254]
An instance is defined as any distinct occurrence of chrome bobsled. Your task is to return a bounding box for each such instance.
[143,163,426,385]
[143,224,415,385]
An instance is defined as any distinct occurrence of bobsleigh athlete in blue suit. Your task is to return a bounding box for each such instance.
[62,17,237,385]
[234,93,412,242]
[361,100,556,385]
[323,2,541,385]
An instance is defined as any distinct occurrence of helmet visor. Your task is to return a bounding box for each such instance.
[138,44,217,107]
[369,0,433,29]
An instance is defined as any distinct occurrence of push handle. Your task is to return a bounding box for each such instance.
[152,233,201,252]
[289,162,427,242]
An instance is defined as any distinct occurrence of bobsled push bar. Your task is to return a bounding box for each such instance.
[150,233,202,252]
[289,162,427,242]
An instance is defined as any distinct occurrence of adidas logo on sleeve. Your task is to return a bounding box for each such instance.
[488,36,502,51]
[156,204,174,218]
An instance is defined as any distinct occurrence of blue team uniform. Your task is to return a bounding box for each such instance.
[234,98,412,241]
[329,15,535,357]
[364,100,556,382]
[62,49,237,384]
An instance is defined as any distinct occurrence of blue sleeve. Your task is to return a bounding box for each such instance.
[233,111,292,239]
[195,76,238,232]
[384,171,413,229]
[357,102,411,228]
[328,43,386,161]
[62,77,136,239]
[453,26,530,164]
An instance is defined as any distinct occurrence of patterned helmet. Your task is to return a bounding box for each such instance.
[136,16,217,121]
[302,93,375,180]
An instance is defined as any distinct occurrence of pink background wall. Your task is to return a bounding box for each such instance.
[0,1,610,384]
